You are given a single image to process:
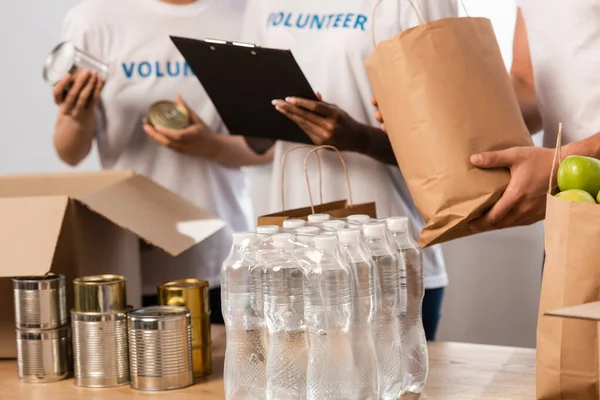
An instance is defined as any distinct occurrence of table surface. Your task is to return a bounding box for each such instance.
[0,325,536,400]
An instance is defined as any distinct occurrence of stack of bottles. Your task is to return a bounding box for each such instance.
[221,214,428,400]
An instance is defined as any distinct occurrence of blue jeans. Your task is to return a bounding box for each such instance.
[422,287,445,341]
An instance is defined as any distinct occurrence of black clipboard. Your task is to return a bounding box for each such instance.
[171,36,318,145]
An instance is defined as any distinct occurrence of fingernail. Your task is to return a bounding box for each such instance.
[271,100,278,106]
[470,154,483,165]
[285,97,295,104]
[275,106,282,112]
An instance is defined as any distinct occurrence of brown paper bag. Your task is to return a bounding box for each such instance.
[257,145,376,226]
[365,13,533,247]
[537,129,600,399]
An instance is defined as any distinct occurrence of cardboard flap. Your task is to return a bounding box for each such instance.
[0,171,134,198]
[75,175,225,256]
[546,302,600,322]
[0,196,69,277]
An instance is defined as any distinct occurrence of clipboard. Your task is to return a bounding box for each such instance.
[171,36,318,145]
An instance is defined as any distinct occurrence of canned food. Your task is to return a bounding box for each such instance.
[157,279,212,378]
[43,41,108,86]
[74,274,127,313]
[128,306,193,391]
[16,326,70,383]
[12,274,67,330]
[72,310,130,388]
[147,101,190,130]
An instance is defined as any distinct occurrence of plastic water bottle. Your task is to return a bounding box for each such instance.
[260,234,308,400]
[307,213,331,225]
[257,225,280,237]
[322,220,346,231]
[387,217,428,397]
[363,223,404,400]
[283,219,306,231]
[338,229,379,400]
[347,214,372,226]
[221,232,266,400]
[305,235,356,400]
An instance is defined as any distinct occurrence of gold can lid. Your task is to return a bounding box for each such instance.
[147,100,190,130]
[157,279,209,316]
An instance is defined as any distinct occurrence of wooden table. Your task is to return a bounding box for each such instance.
[0,325,535,400]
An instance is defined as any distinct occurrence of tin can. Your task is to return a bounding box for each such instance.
[73,274,127,313]
[16,326,70,383]
[71,309,131,388]
[157,279,212,379]
[12,274,67,330]
[147,101,190,130]
[128,306,193,391]
[43,41,108,86]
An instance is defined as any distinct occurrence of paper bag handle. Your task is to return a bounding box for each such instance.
[405,0,469,25]
[281,145,324,215]
[303,145,354,214]
[548,123,563,194]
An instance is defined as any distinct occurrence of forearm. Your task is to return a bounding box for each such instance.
[512,75,543,134]
[359,125,399,166]
[53,113,95,166]
[211,135,274,168]
[563,132,600,159]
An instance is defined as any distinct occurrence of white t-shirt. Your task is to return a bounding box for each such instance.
[241,0,457,289]
[61,0,253,293]
[519,0,600,146]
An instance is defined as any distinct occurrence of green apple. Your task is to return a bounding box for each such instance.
[555,189,597,204]
[557,155,600,198]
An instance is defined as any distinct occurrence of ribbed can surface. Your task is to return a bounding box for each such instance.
[16,326,69,382]
[72,310,130,387]
[128,306,193,391]
[12,274,67,330]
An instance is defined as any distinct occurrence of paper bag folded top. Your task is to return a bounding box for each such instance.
[365,16,533,247]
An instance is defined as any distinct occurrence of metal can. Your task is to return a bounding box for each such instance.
[43,41,108,86]
[16,326,70,383]
[128,306,193,391]
[157,279,212,379]
[147,101,190,130]
[73,274,127,313]
[12,274,67,330]
[71,309,131,388]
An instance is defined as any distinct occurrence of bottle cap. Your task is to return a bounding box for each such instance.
[347,214,371,224]
[256,225,279,235]
[232,232,256,245]
[386,217,410,233]
[322,220,346,231]
[283,219,306,228]
[363,222,386,238]
[307,214,331,223]
[272,233,295,249]
[337,229,361,244]
[296,226,320,234]
[314,235,338,250]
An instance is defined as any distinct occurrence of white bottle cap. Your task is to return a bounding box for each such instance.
[363,223,386,238]
[307,214,331,223]
[337,229,361,244]
[347,214,371,224]
[256,225,279,235]
[386,217,409,233]
[297,226,320,234]
[283,219,306,228]
[272,233,295,249]
[314,235,338,250]
[232,232,256,245]
[322,220,346,231]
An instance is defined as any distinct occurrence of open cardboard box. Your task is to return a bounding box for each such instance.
[0,170,225,358]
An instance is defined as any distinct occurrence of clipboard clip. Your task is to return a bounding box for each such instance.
[205,38,257,48]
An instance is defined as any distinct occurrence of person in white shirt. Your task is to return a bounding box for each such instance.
[52,0,271,324]
[242,0,457,340]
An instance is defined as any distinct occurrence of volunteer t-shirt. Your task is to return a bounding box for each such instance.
[242,0,457,289]
[518,0,600,146]
[61,0,253,293]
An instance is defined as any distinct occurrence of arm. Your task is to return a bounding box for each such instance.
[360,126,399,166]
[511,8,543,134]
[210,135,274,167]
[563,133,600,159]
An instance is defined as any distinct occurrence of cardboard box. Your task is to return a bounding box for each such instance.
[0,170,225,358]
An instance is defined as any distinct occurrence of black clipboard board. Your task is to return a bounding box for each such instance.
[171,36,318,145]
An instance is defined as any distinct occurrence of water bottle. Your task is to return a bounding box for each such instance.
[346,214,372,226]
[363,223,404,400]
[307,213,331,225]
[305,235,356,400]
[338,229,379,400]
[221,232,266,400]
[260,234,308,400]
[322,220,346,231]
[283,219,306,231]
[387,217,428,397]
[257,225,280,237]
